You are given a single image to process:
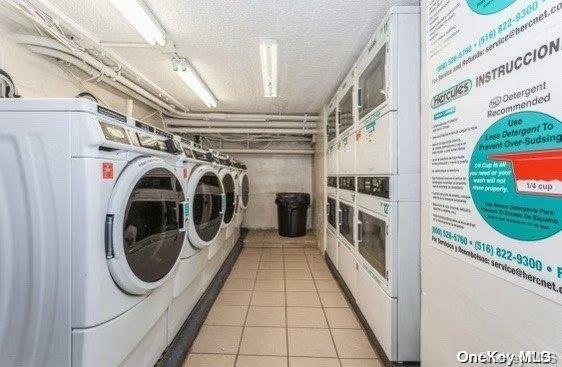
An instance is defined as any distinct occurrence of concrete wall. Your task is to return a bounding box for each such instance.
[0,22,162,127]
[420,1,562,365]
[230,154,313,230]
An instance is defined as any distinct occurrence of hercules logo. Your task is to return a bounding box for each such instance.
[431,79,472,109]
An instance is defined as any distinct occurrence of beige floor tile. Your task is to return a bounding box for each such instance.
[251,291,286,306]
[236,355,287,367]
[331,329,377,358]
[311,270,333,279]
[285,261,310,269]
[314,279,340,292]
[318,292,348,308]
[244,242,263,248]
[223,278,255,291]
[286,279,316,292]
[287,307,328,328]
[191,325,243,354]
[216,290,253,306]
[229,268,258,279]
[234,260,260,270]
[205,305,248,326]
[324,308,361,329]
[289,357,340,367]
[285,254,308,262]
[309,262,330,271]
[304,248,321,254]
[262,248,285,255]
[245,306,286,327]
[285,268,313,279]
[284,248,306,254]
[261,254,285,261]
[286,291,322,307]
[239,327,287,356]
[288,328,337,357]
[256,269,285,279]
[254,279,285,291]
[184,354,235,367]
[340,359,383,367]
[306,254,325,263]
[259,261,285,269]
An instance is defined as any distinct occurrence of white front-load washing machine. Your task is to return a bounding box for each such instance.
[234,160,249,227]
[0,99,187,367]
[214,154,237,243]
[167,143,226,340]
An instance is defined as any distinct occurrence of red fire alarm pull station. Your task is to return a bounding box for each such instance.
[102,162,114,179]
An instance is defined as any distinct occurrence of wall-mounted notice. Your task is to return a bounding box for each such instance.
[425,0,562,303]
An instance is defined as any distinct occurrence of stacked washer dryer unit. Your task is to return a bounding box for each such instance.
[167,142,226,340]
[0,99,188,367]
[325,97,339,266]
[324,7,421,363]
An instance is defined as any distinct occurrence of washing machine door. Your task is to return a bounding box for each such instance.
[187,166,225,248]
[106,157,187,295]
[219,169,236,226]
[239,172,249,209]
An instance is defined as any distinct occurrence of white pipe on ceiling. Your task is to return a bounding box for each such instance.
[11,0,187,111]
[169,113,319,122]
[165,120,317,128]
[216,149,314,155]
[167,127,318,135]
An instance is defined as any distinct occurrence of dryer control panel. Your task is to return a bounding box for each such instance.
[357,176,389,199]
[338,176,355,191]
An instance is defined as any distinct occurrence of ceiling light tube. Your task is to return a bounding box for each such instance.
[110,0,166,46]
[259,40,278,98]
[174,59,218,108]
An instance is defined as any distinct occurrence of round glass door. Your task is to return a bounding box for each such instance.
[222,173,235,225]
[123,168,185,283]
[241,174,249,208]
[193,172,223,242]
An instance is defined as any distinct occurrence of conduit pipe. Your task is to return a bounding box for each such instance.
[24,45,171,113]
[166,113,318,122]
[216,149,314,155]
[18,36,187,113]
[167,127,318,135]
[165,120,317,128]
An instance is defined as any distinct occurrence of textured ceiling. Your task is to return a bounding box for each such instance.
[10,0,418,113]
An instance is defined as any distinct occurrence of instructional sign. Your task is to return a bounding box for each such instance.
[425,0,562,303]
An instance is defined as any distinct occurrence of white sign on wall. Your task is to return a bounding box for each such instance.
[425,0,562,303]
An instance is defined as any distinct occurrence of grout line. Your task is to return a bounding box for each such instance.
[308,250,344,367]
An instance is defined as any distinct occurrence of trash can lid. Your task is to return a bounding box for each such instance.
[275,192,310,207]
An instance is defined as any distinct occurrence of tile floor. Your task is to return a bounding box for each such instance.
[183,244,383,367]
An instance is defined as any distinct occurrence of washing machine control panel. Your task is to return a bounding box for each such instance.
[357,176,389,199]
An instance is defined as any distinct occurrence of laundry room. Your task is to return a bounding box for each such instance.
[1,0,561,367]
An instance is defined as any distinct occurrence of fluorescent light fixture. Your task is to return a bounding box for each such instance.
[259,40,278,98]
[174,58,218,108]
[110,0,165,46]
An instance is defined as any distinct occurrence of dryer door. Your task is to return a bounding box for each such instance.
[220,169,236,226]
[239,172,249,209]
[106,157,187,295]
[187,166,224,248]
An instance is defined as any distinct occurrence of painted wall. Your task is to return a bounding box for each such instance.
[230,153,313,230]
[420,1,562,365]
[0,22,162,127]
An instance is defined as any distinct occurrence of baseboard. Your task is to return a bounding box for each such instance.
[157,228,249,367]
[324,254,420,367]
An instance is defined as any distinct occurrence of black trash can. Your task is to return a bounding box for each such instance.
[275,193,310,237]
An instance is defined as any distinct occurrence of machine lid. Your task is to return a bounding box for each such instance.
[106,157,187,295]
[219,170,236,225]
[239,172,249,209]
[186,166,225,248]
